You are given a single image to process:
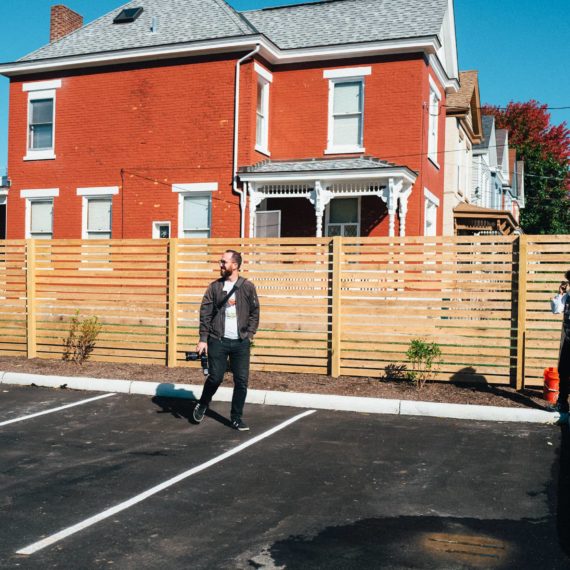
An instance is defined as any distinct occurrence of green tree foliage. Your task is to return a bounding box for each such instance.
[483,101,570,234]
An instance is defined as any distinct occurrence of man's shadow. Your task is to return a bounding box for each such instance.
[151,383,232,427]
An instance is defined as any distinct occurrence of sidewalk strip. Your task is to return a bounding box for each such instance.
[0,393,116,428]
[16,409,317,556]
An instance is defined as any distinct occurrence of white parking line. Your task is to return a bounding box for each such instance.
[0,393,116,428]
[16,409,317,556]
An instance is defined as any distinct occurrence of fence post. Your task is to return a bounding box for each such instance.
[26,239,37,359]
[515,234,528,390]
[331,236,342,378]
[167,239,179,368]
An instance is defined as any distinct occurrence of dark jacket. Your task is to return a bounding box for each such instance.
[199,277,260,342]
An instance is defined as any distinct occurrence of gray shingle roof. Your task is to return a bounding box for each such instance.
[474,115,495,150]
[21,0,257,62]
[20,0,448,62]
[240,156,400,173]
[245,0,448,50]
[495,129,508,165]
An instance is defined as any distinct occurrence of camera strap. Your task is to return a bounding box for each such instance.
[215,277,243,312]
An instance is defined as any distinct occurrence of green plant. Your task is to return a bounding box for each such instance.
[405,338,442,389]
[62,311,102,364]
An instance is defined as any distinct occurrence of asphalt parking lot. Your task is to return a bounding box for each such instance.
[1,384,569,569]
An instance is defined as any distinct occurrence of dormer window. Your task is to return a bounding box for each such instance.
[113,7,143,24]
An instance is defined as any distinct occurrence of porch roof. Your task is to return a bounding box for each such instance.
[239,156,417,184]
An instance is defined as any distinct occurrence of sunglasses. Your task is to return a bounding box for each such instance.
[219,260,234,266]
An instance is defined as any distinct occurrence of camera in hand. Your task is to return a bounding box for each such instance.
[185,351,209,375]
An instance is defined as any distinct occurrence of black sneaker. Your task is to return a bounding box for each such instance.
[193,403,207,423]
[231,418,249,431]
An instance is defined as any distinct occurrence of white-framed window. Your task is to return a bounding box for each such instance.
[427,76,442,167]
[23,80,61,161]
[172,182,217,238]
[255,210,281,238]
[424,188,440,236]
[21,188,59,239]
[326,197,361,237]
[254,63,272,156]
[152,221,171,239]
[77,187,118,239]
[324,67,370,154]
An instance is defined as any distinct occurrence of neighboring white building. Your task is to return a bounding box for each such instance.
[443,70,482,235]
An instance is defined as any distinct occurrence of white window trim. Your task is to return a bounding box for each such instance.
[255,73,273,156]
[23,80,62,92]
[323,67,371,79]
[21,188,59,199]
[424,188,439,237]
[325,196,362,237]
[325,77,366,155]
[171,182,218,193]
[178,191,212,238]
[24,83,61,161]
[81,195,113,239]
[254,62,273,84]
[152,221,171,239]
[25,197,54,239]
[77,186,119,196]
[427,76,442,169]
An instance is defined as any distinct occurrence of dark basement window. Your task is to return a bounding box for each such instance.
[113,7,144,24]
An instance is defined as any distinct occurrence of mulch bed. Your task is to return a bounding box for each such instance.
[0,356,549,411]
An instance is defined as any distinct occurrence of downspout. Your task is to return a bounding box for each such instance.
[233,44,261,238]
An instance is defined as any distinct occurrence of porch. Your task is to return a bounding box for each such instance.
[239,157,417,238]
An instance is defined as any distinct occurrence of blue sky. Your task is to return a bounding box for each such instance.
[0,0,569,174]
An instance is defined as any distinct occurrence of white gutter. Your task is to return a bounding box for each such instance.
[233,44,261,238]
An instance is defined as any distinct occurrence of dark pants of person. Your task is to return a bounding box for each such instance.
[199,337,251,420]
[558,333,570,412]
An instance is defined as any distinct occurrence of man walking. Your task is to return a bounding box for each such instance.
[551,270,570,423]
[193,250,259,431]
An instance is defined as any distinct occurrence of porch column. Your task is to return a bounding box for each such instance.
[247,184,264,238]
[398,184,413,237]
[387,178,403,237]
[309,180,333,238]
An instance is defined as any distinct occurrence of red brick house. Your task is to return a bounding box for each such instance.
[0,0,459,240]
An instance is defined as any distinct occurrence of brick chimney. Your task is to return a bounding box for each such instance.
[50,5,83,43]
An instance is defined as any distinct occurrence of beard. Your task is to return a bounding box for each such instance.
[220,267,232,279]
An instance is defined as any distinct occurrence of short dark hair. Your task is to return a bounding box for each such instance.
[565,270,570,282]
[226,249,242,269]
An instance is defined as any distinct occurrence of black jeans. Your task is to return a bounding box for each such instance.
[558,334,570,412]
[199,337,251,420]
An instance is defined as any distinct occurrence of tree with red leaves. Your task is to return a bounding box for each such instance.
[483,100,570,234]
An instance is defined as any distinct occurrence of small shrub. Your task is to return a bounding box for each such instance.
[405,338,442,389]
[62,311,102,365]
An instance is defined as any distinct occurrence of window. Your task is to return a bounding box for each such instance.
[23,80,61,161]
[427,77,442,166]
[424,189,440,236]
[327,80,364,153]
[254,63,272,155]
[28,200,53,239]
[85,198,112,239]
[324,67,370,154]
[326,197,360,237]
[152,221,171,239]
[172,182,217,238]
[21,188,59,238]
[255,210,281,238]
[29,99,54,150]
[181,194,211,238]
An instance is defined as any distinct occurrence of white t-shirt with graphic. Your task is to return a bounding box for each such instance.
[223,280,239,339]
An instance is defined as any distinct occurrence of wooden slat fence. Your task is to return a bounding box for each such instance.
[339,236,517,384]
[0,240,27,356]
[524,235,568,387]
[0,236,566,387]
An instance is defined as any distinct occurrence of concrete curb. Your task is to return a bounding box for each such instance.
[0,371,558,424]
